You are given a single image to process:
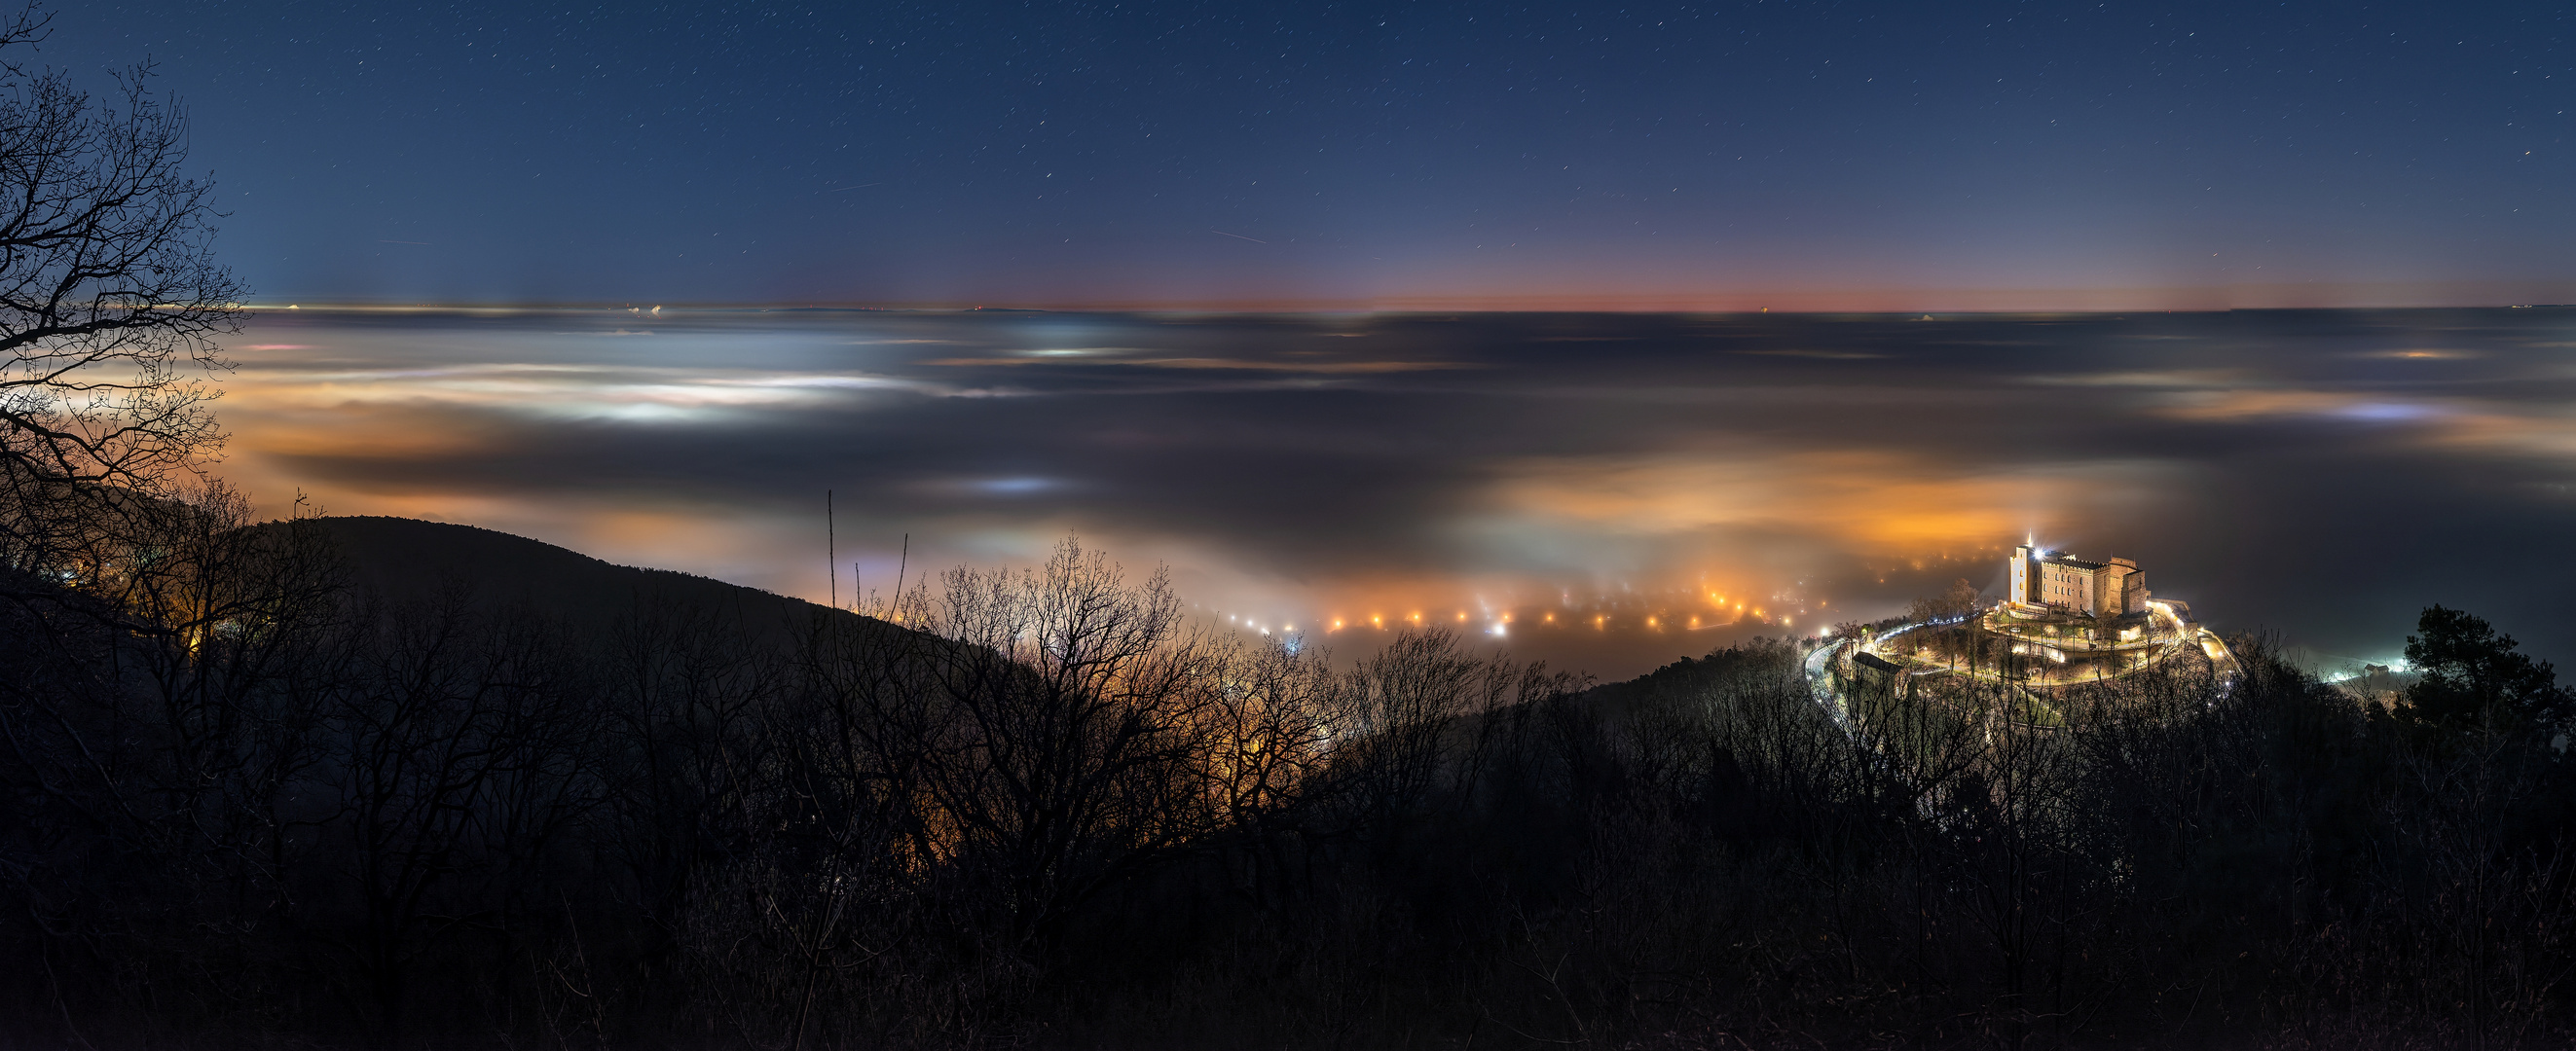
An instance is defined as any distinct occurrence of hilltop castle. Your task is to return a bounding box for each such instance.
[2007,542,2148,617]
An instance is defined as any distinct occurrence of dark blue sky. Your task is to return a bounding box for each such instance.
[55,1,2576,307]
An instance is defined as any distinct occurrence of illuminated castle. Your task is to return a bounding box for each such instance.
[2007,541,2148,617]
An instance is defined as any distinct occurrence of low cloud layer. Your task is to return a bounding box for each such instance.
[210,308,2576,679]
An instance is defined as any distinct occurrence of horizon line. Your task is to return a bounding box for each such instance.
[239,279,2576,314]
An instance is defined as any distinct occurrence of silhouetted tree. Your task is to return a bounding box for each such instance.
[0,3,243,581]
[2399,604,2571,736]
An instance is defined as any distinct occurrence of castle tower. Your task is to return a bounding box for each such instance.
[2008,542,2037,608]
[2103,557,2148,614]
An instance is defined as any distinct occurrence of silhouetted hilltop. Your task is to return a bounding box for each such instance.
[290,515,881,642]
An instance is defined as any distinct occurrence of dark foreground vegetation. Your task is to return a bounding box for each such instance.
[1,495,2573,1050]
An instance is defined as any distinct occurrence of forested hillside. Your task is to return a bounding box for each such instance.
[3,498,2573,1049]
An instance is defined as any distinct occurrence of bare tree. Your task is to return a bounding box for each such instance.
[0,2,244,577]
[1909,577,1983,670]
[796,536,1246,962]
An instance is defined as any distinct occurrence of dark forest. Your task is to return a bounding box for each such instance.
[4,499,2574,1049]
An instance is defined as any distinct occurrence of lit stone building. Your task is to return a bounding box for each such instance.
[2008,542,2148,616]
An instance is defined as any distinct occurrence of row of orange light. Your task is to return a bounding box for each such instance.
[1224,580,1821,640]
[1314,607,1793,632]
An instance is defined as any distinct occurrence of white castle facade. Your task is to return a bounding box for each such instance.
[2007,542,2149,617]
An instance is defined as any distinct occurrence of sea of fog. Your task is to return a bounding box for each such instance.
[215,307,2576,682]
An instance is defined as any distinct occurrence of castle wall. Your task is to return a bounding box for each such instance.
[2041,560,2098,614]
[2006,546,2151,617]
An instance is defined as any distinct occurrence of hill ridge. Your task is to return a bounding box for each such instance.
[286,515,881,640]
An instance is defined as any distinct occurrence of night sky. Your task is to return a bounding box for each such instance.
[53,1,2576,308]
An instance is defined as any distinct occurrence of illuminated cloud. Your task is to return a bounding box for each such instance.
[2156,389,2448,424]
[205,307,2576,679]
[1485,451,2176,557]
[2025,369,2245,388]
[922,354,1480,374]
[2358,348,2479,360]
[230,361,945,423]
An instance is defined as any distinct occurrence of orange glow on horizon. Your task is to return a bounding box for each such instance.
[826,276,2576,315]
